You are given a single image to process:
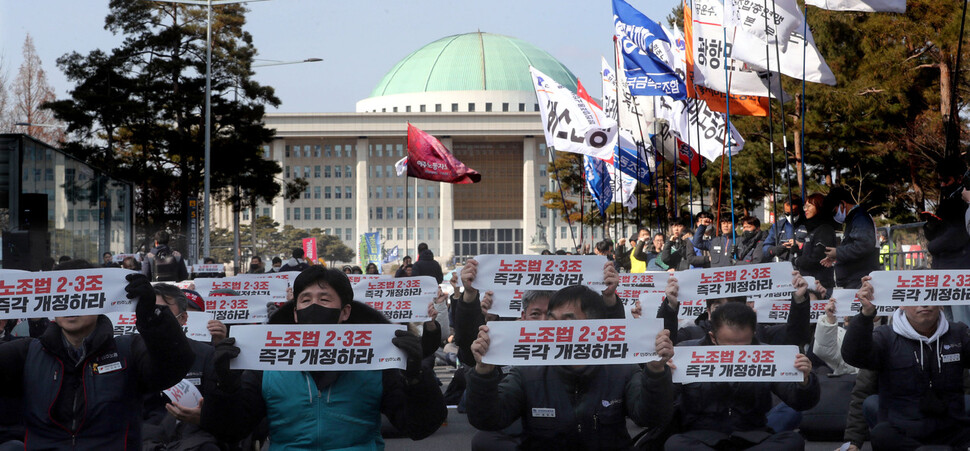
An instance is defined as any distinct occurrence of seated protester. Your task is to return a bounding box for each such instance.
[664,302,819,450]
[279,248,309,273]
[465,285,675,450]
[200,267,446,448]
[692,216,736,268]
[812,296,859,377]
[142,284,221,451]
[0,261,193,449]
[735,216,766,265]
[182,289,228,345]
[660,272,814,348]
[841,276,970,450]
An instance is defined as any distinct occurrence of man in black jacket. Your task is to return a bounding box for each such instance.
[200,267,446,448]
[693,216,736,268]
[841,276,970,450]
[412,243,444,283]
[465,284,675,450]
[665,302,820,449]
[0,263,194,449]
[143,230,189,282]
[926,156,970,270]
[821,187,878,289]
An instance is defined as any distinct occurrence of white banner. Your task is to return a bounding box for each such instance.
[805,0,905,13]
[690,0,787,98]
[674,262,794,299]
[869,270,970,306]
[732,24,835,85]
[0,268,137,319]
[487,289,527,318]
[194,276,287,323]
[353,276,438,322]
[831,288,895,317]
[189,264,224,274]
[482,319,665,366]
[755,298,828,323]
[472,255,607,291]
[348,274,385,286]
[618,272,670,288]
[725,0,804,50]
[249,271,298,286]
[109,311,213,341]
[230,324,407,371]
[531,66,617,160]
[634,292,713,320]
[199,295,269,324]
[163,379,204,409]
[655,97,745,162]
[112,253,142,263]
[632,292,665,317]
[671,345,802,383]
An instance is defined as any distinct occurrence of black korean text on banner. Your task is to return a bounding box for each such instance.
[482,319,664,366]
[352,276,438,322]
[471,255,607,291]
[869,271,970,306]
[195,276,286,323]
[229,324,407,371]
[754,298,829,323]
[671,345,802,384]
[190,264,224,274]
[674,262,794,299]
[196,276,289,301]
[0,268,136,319]
[109,311,213,341]
[830,288,895,317]
[636,292,710,319]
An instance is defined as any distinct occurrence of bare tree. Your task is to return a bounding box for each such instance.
[12,34,63,144]
[0,54,12,133]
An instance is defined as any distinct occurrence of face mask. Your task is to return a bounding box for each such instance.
[834,204,847,224]
[296,303,343,325]
[742,231,756,241]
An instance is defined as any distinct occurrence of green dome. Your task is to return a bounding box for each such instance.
[370,32,578,98]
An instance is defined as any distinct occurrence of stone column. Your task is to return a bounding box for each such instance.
[439,137,455,264]
[355,138,369,255]
[522,137,538,254]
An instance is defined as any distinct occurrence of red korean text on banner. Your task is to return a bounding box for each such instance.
[482,319,664,366]
[671,345,802,383]
[230,324,407,371]
[870,270,970,307]
[0,268,135,319]
[406,123,481,184]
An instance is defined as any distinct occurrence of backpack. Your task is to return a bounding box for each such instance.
[152,249,180,282]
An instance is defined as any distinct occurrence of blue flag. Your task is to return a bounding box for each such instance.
[584,156,614,218]
[383,245,399,264]
[613,139,653,186]
[613,0,687,99]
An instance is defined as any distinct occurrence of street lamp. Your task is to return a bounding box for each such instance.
[253,58,323,68]
[153,0,267,263]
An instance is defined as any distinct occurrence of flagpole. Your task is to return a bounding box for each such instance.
[581,180,585,252]
[800,6,808,201]
[723,20,737,249]
[612,37,622,244]
[612,38,628,243]
[405,174,409,262]
[768,0,796,208]
[762,0,781,241]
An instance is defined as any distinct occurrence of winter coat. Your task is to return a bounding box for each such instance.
[412,249,444,284]
[926,197,970,269]
[834,206,879,288]
[692,225,735,268]
[793,216,837,291]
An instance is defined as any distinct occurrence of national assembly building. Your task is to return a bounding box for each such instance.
[214,32,620,266]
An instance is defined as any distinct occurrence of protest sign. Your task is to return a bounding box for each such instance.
[482,318,665,366]
[674,262,794,299]
[348,274,385,286]
[632,292,665,317]
[869,271,970,306]
[487,289,527,318]
[194,276,287,323]
[229,324,407,371]
[353,276,438,322]
[754,298,829,323]
[0,268,137,319]
[830,288,895,317]
[189,264,224,275]
[472,255,607,291]
[617,272,670,289]
[671,345,803,383]
[109,311,213,341]
[163,379,203,409]
[249,272,298,285]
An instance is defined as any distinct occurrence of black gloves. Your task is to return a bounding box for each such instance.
[213,337,243,392]
[126,273,158,319]
[391,329,423,381]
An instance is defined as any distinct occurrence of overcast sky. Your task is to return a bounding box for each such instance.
[0,0,681,113]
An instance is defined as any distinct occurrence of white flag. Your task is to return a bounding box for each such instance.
[725,0,805,50]
[611,55,657,148]
[690,0,788,98]
[394,156,407,176]
[600,58,640,210]
[732,22,836,85]
[805,0,905,13]
[532,66,616,160]
[654,97,744,162]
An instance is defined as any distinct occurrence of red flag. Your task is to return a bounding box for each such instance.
[406,124,481,184]
[676,137,705,176]
[576,79,601,110]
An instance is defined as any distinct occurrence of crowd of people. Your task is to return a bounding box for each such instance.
[2,169,970,450]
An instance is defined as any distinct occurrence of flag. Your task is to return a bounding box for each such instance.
[732,23,836,85]
[654,96,745,162]
[394,156,407,176]
[359,232,382,270]
[613,131,654,185]
[805,0,905,13]
[724,0,804,51]
[576,78,638,212]
[532,66,617,160]
[383,246,400,264]
[675,136,705,176]
[605,55,657,170]
[683,1,776,116]
[613,0,687,99]
[405,124,481,183]
[584,156,614,217]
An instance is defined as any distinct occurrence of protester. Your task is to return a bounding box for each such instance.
[661,220,699,271]
[646,232,667,271]
[142,230,190,282]
[413,243,444,283]
[735,216,765,264]
[465,284,675,450]
[821,187,878,289]
[663,302,820,449]
[248,256,264,274]
[121,255,140,271]
[351,266,364,274]
[366,262,380,274]
[102,251,119,268]
[269,257,282,272]
[142,283,221,450]
[793,193,837,292]
[614,237,632,272]
[629,227,651,273]
[182,289,228,345]
[395,256,414,277]
[762,195,803,262]
[200,267,446,448]
[342,265,353,274]
[841,276,970,450]
[279,248,309,272]
[0,261,193,449]
[692,215,736,267]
